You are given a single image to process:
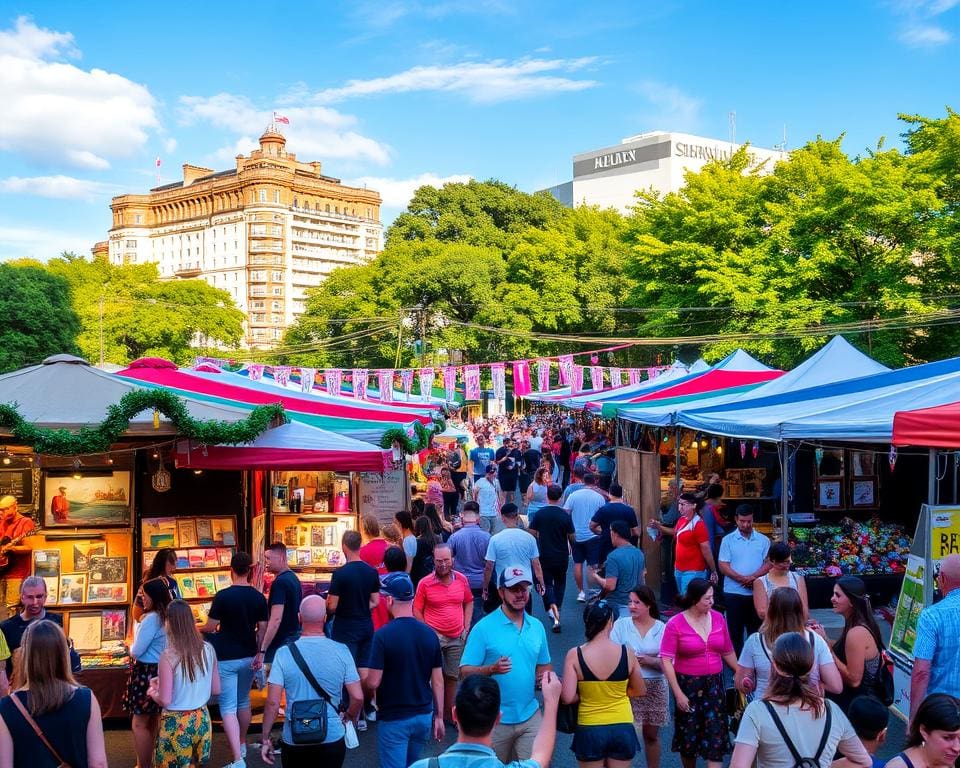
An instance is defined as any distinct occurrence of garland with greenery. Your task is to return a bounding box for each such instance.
[0,389,286,455]
[379,427,420,456]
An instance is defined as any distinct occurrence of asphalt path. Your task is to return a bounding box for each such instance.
[103,569,906,767]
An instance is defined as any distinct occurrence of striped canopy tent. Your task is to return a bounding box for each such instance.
[116,358,433,446]
[598,350,783,419]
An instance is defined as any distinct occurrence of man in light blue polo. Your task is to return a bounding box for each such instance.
[459,564,551,764]
[911,553,960,721]
[718,503,770,656]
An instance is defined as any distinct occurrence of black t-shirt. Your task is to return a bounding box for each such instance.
[592,502,639,561]
[495,447,521,479]
[521,449,542,476]
[529,504,575,565]
[266,569,303,659]
[0,611,79,675]
[329,560,380,642]
[368,617,442,721]
[208,584,269,661]
[411,538,436,586]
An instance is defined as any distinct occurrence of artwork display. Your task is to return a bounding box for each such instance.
[59,573,87,604]
[852,478,878,508]
[816,479,843,509]
[176,519,198,548]
[43,472,131,527]
[101,609,126,642]
[87,556,127,584]
[32,550,60,579]
[73,542,106,571]
[68,612,103,652]
[87,582,127,603]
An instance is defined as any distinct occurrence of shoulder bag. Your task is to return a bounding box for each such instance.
[287,642,334,745]
[9,693,71,768]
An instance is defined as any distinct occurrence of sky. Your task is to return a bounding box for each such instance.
[0,0,958,262]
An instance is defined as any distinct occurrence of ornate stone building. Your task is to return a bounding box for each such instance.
[97,127,383,348]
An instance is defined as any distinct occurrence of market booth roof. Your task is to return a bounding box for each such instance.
[893,401,960,448]
[174,420,392,471]
[555,360,696,408]
[0,354,254,434]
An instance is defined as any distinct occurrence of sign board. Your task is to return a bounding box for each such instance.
[357,469,409,526]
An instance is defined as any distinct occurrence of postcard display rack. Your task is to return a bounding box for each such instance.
[269,471,357,589]
[30,463,135,673]
[140,515,238,625]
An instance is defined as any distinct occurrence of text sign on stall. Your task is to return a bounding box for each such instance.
[357,470,409,526]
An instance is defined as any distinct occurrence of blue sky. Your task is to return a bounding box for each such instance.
[0,0,957,261]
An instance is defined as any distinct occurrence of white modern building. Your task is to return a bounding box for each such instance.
[543,131,786,213]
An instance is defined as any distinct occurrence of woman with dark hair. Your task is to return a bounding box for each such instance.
[0,620,107,768]
[395,510,417,567]
[731,632,871,768]
[753,541,808,621]
[524,466,550,525]
[885,693,960,768]
[561,600,645,768]
[439,467,460,522]
[422,502,452,542]
[410,516,438,586]
[123,576,173,768]
[737,587,841,701]
[133,548,181,622]
[810,576,883,712]
[610,585,668,768]
[660,578,737,768]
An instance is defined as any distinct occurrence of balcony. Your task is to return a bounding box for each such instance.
[249,255,282,266]
[175,262,202,277]
[249,241,284,252]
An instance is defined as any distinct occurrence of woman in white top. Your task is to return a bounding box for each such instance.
[736,587,841,701]
[610,585,668,768]
[731,632,871,768]
[148,600,221,768]
[524,466,550,525]
[753,542,808,621]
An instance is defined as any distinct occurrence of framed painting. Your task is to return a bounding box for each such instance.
[851,477,878,508]
[815,479,844,510]
[43,472,131,528]
[101,609,126,642]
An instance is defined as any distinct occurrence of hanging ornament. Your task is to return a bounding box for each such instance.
[152,464,172,493]
[590,354,599,365]
[153,408,160,429]
[889,445,898,472]
[752,440,760,459]
[815,447,824,471]
[740,440,747,459]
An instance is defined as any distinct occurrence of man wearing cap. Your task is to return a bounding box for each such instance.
[365,572,444,768]
[460,564,552,764]
[591,520,646,618]
[481,503,544,616]
[473,464,504,534]
[0,495,36,619]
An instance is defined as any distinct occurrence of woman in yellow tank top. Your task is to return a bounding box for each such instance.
[561,601,647,767]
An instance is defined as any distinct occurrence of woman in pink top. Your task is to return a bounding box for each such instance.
[661,578,738,768]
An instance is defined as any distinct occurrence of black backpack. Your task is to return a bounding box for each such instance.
[762,700,832,768]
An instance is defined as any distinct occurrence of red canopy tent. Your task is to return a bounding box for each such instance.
[893,401,960,448]
[617,368,783,404]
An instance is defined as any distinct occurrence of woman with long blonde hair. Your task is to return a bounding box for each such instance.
[0,619,107,768]
[149,600,221,768]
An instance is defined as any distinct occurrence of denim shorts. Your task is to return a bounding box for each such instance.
[571,723,640,762]
[217,656,255,714]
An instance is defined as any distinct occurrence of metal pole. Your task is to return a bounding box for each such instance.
[674,428,682,492]
[929,448,938,505]
[779,441,789,541]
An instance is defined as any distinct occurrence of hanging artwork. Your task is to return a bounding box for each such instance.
[325,369,342,397]
[571,365,585,395]
[590,366,604,391]
[513,361,531,397]
[464,365,481,401]
[273,366,292,387]
[491,363,506,402]
[300,367,316,393]
[418,368,435,401]
[377,370,394,402]
[536,359,550,392]
[558,355,574,386]
[400,369,414,397]
[609,367,622,387]
[247,364,265,382]
[441,367,457,402]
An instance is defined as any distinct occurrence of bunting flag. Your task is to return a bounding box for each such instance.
[419,367,436,402]
[247,364,265,382]
[442,366,457,403]
[491,363,506,402]
[571,365,585,395]
[558,355,574,386]
[609,367,622,388]
[353,369,370,399]
[377,370,394,402]
[536,359,550,392]
[649,366,661,379]
[628,368,642,385]
[513,361,532,397]
[325,368,342,397]
[400,369,414,397]
[300,367,316,393]
[273,366,292,387]
[590,366,604,391]
[464,365,481,400]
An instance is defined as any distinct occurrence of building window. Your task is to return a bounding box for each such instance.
[135,214,143,225]
[272,287,282,296]
[325,204,330,212]
[274,190,280,203]
[293,198,298,208]
[272,301,281,311]
[259,190,267,203]
[272,271,282,281]
[126,240,137,247]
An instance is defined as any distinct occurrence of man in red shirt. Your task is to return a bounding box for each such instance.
[413,544,473,722]
[0,496,36,619]
[656,492,717,597]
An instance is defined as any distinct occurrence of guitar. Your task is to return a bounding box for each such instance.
[0,532,33,574]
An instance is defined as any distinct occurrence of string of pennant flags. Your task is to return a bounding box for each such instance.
[195,346,670,403]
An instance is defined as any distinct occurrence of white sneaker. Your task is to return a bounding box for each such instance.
[577,591,586,602]
[356,718,368,732]
[240,745,247,759]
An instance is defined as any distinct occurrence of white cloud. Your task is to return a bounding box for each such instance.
[0,17,159,170]
[900,22,952,44]
[313,57,600,105]
[0,175,116,200]
[635,80,702,131]
[888,0,957,47]
[163,137,177,154]
[0,223,97,261]
[350,1,513,30]
[179,93,391,166]
[347,173,473,208]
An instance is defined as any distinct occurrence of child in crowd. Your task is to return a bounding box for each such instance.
[839,695,889,768]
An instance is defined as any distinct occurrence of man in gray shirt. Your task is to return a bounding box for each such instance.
[592,520,645,617]
[447,501,491,625]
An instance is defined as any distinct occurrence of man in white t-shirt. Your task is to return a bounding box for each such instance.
[564,473,605,602]
[718,504,771,656]
[473,464,504,534]
[481,503,545,614]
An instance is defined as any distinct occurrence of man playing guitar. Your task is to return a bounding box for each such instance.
[0,495,36,620]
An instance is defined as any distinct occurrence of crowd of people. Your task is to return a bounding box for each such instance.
[1,412,960,768]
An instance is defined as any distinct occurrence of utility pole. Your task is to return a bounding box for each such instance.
[417,304,426,368]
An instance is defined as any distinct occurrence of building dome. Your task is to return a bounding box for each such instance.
[259,125,286,155]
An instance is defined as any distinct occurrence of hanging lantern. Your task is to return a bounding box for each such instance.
[740,440,747,459]
[889,445,897,472]
[752,440,760,459]
[153,408,160,429]
[815,447,824,471]
[152,465,171,493]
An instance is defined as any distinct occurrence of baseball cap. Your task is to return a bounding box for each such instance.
[499,564,532,588]
[0,495,17,510]
[380,572,415,600]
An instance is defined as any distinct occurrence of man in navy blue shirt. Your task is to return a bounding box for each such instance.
[365,572,444,768]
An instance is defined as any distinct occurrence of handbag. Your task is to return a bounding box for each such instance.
[873,648,895,706]
[288,643,334,745]
[9,693,71,768]
[556,700,579,734]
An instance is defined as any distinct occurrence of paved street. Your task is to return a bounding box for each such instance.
[103,571,907,767]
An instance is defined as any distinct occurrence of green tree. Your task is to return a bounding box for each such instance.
[45,253,245,365]
[0,263,79,371]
